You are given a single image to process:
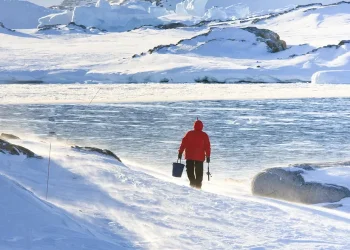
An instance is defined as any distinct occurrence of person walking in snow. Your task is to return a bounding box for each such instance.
[178,119,211,189]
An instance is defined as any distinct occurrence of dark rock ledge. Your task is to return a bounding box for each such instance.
[0,138,42,159]
[72,146,122,162]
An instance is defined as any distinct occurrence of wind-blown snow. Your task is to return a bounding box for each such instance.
[1,137,350,249]
[2,83,350,104]
[0,172,120,249]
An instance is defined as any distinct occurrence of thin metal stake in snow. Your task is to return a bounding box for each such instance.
[46,142,52,200]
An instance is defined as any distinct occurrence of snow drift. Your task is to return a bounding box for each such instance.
[312,70,350,84]
[2,136,350,249]
[253,1,350,47]
[252,163,350,204]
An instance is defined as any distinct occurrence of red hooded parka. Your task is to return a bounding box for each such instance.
[179,120,211,162]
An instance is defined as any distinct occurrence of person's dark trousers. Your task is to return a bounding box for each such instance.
[186,160,204,189]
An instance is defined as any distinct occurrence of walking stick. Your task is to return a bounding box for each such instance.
[207,163,212,181]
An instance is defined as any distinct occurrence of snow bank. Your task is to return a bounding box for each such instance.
[252,164,350,204]
[0,173,118,249]
[0,0,57,29]
[150,27,286,58]
[311,70,350,84]
[1,136,350,248]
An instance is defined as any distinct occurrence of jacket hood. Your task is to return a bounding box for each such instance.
[194,120,203,131]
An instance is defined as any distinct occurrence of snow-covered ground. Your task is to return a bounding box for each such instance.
[2,136,350,249]
[1,1,350,83]
[1,0,350,247]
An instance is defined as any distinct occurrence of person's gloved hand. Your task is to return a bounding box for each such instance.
[178,152,182,160]
[206,156,210,163]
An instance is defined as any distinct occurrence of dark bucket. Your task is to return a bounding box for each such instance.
[172,162,185,177]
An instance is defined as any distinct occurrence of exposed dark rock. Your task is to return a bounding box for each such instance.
[135,26,286,58]
[38,22,106,33]
[292,161,350,170]
[338,40,350,46]
[252,166,350,204]
[289,40,350,59]
[72,146,122,162]
[242,27,287,52]
[192,20,211,27]
[251,3,324,24]
[194,76,225,83]
[6,80,44,84]
[159,78,169,83]
[0,133,20,140]
[0,139,42,158]
[156,23,187,29]
[0,22,15,32]
[323,203,343,209]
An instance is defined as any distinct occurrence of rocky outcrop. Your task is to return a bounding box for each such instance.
[156,22,187,29]
[0,139,41,158]
[135,26,287,58]
[252,166,350,204]
[242,27,287,53]
[0,133,20,140]
[72,146,122,162]
[38,22,106,33]
[0,22,15,32]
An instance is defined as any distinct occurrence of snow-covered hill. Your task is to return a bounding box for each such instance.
[1,136,350,249]
[250,1,350,47]
[0,0,349,83]
[0,174,119,250]
[0,0,57,29]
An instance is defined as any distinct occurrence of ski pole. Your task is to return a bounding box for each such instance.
[207,163,212,181]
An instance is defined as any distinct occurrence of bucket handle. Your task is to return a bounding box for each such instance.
[177,159,182,163]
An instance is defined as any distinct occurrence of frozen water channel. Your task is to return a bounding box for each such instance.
[1,84,350,192]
